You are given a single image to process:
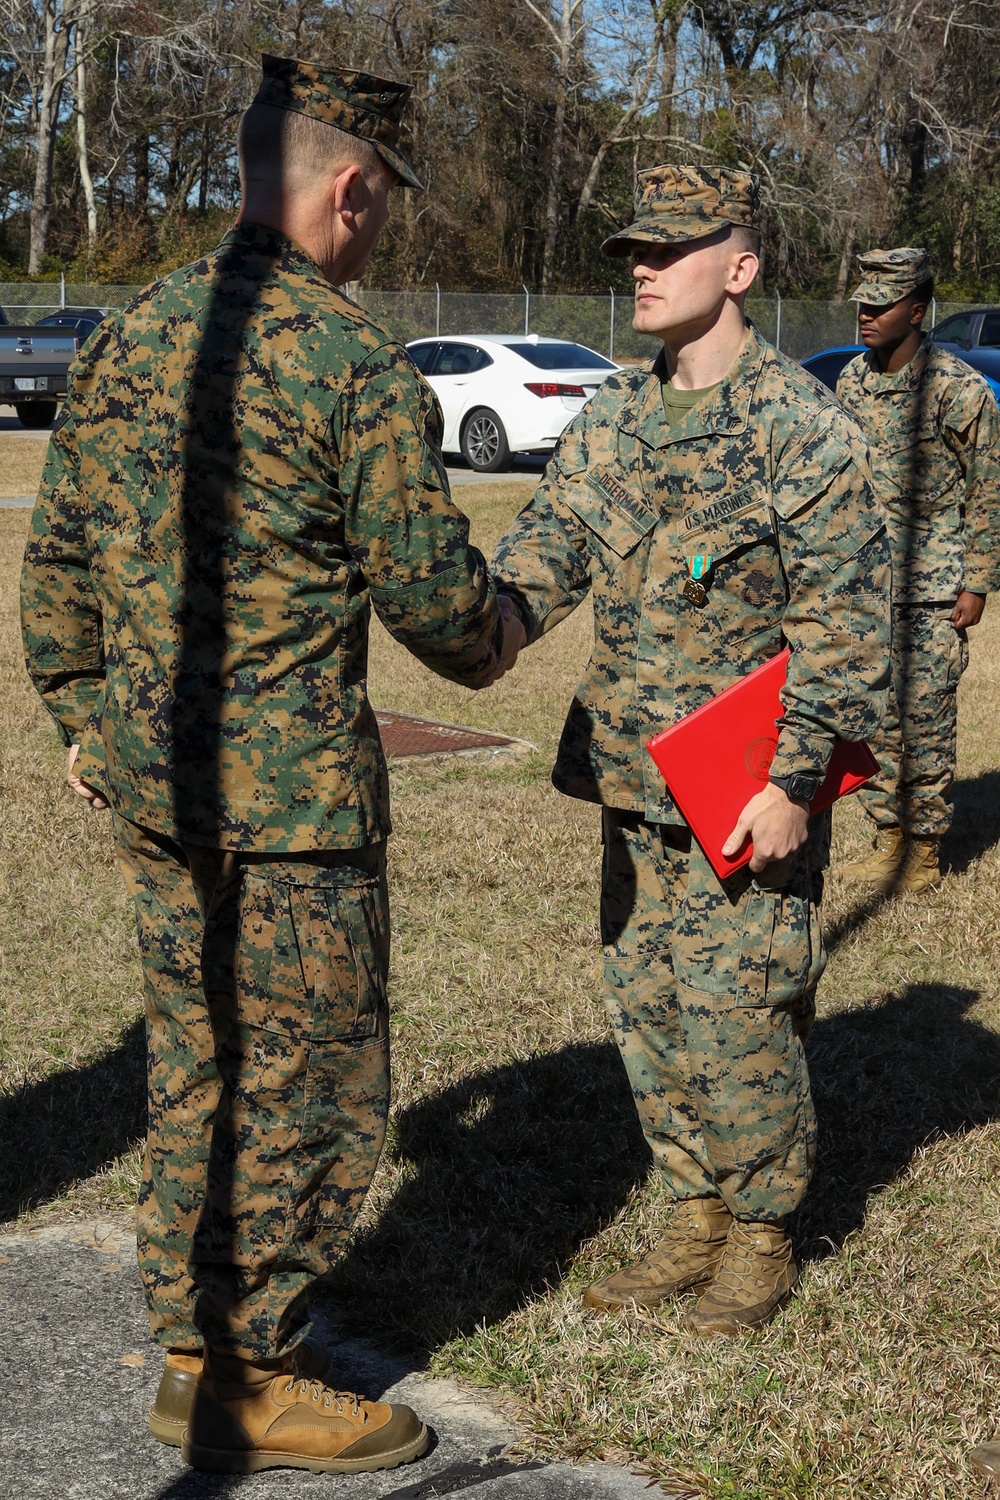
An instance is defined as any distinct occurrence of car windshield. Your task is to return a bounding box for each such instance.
[506,342,615,370]
[932,315,974,345]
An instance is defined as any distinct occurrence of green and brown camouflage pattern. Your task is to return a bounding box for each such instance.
[116,815,390,1358]
[836,337,1000,601]
[601,812,822,1219]
[493,323,889,1220]
[602,164,761,256]
[849,247,932,307]
[857,603,969,837]
[254,54,422,189]
[493,323,892,821]
[837,338,998,838]
[21,223,501,853]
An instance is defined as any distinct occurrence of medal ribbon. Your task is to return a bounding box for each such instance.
[686,554,713,581]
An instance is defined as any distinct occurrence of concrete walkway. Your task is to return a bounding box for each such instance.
[0,1220,667,1500]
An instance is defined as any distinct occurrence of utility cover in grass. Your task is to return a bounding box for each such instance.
[375,709,534,762]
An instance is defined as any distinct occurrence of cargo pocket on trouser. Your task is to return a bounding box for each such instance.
[675,854,821,1220]
[201,854,391,1357]
[898,606,969,836]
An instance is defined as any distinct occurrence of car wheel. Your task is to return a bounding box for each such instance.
[16,401,57,429]
[461,407,510,472]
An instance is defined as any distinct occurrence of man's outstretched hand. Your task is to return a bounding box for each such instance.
[484,594,527,685]
[67,744,109,810]
[722,781,809,873]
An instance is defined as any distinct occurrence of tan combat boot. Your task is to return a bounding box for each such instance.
[583,1197,732,1311]
[895,836,941,894]
[970,1439,1000,1478]
[149,1337,334,1447]
[182,1350,428,1474]
[684,1220,798,1336]
[840,826,906,891]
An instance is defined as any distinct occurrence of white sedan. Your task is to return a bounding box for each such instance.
[406,334,619,472]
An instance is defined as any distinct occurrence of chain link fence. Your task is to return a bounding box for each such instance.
[0,280,983,363]
[355,290,981,363]
[0,281,144,323]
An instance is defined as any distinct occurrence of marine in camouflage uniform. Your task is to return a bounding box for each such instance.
[493,165,890,1334]
[20,55,508,1476]
[836,248,1000,893]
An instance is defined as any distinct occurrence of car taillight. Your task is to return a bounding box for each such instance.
[524,382,586,398]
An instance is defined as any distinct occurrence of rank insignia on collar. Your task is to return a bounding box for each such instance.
[682,554,712,605]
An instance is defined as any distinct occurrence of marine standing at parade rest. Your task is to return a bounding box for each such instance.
[492,166,891,1333]
[20,54,521,1477]
[836,248,1000,894]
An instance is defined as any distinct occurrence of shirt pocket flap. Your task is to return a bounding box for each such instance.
[564,473,659,559]
[676,496,774,564]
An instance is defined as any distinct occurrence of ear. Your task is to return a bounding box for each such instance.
[727,248,759,297]
[331,162,363,225]
[909,299,928,329]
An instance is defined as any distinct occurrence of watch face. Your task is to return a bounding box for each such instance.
[788,773,820,802]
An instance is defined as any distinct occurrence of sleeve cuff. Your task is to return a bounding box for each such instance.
[769,726,835,782]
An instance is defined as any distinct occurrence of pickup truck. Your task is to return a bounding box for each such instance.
[0,304,79,428]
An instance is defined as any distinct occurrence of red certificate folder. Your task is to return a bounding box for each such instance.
[645,648,878,879]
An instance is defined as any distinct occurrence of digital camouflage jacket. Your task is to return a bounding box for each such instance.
[21,225,501,852]
[837,338,1000,603]
[493,324,891,823]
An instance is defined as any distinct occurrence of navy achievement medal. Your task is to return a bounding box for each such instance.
[682,554,712,605]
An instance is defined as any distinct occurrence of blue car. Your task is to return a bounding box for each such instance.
[800,344,865,391]
[802,339,1000,402]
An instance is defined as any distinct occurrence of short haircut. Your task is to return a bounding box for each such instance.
[911,275,935,307]
[729,224,761,257]
[238,102,386,192]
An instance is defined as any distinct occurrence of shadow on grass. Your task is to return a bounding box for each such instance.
[0,1019,146,1223]
[328,991,1000,1347]
[322,1040,648,1355]
[796,982,1000,1261]
[941,768,1000,874]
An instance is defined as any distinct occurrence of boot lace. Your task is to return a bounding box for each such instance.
[657,1201,714,1245]
[708,1224,766,1300]
[283,1377,363,1417]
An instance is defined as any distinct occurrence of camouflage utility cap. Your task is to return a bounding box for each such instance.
[254,54,422,190]
[850,247,932,307]
[603,165,761,257]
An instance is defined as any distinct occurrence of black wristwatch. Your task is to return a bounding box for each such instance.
[769,771,821,804]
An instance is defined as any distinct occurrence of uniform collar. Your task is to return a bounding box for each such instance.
[856,333,932,393]
[217,222,325,280]
[618,322,766,448]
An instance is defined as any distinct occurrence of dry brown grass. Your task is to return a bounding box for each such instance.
[0,436,46,498]
[3,491,1000,1497]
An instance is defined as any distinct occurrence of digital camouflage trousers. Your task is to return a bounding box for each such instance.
[600,809,826,1222]
[114,815,390,1360]
[857,602,969,837]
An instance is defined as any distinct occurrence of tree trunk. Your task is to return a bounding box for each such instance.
[74,0,97,246]
[656,5,679,145]
[198,117,211,213]
[834,224,855,299]
[541,0,574,293]
[953,196,970,275]
[29,0,71,275]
